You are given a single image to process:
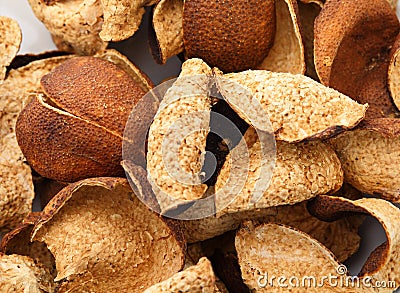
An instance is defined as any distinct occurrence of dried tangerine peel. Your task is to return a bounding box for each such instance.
[99,0,158,42]
[0,17,21,81]
[298,1,321,80]
[388,34,400,112]
[257,0,305,74]
[144,257,216,293]
[215,68,367,142]
[147,59,212,211]
[235,222,370,292]
[151,0,184,64]
[96,49,154,92]
[215,127,343,214]
[0,254,55,293]
[314,0,399,119]
[308,196,400,289]
[330,120,400,202]
[27,0,106,55]
[31,178,185,291]
[183,0,275,73]
[0,55,72,234]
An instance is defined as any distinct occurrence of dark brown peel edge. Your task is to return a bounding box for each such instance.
[148,5,163,64]
[6,51,71,73]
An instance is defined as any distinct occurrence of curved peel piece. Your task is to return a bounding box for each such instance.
[144,257,215,292]
[31,178,185,291]
[147,59,212,212]
[314,0,399,119]
[99,0,158,42]
[308,195,400,289]
[0,17,21,81]
[27,0,106,55]
[150,0,184,64]
[216,69,367,142]
[0,55,72,234]
[330,119,400,202]
[388,33,400,112]
[183,0,276,73]
[257,0,305,74]
[0,253,55,293]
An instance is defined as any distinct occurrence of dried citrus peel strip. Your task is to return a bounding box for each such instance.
[0,17,21,81]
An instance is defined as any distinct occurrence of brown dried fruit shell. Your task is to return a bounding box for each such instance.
[308,195,400,288]
[1,55,73,234]
[0,17,21,81]
[330,119,400,202]
[31,177,185,291]
[256,0,306,74]
[183,0,276,73]
[235,222,372,292]
[144,257,215,292]
[0,253,55,292]
[146,59,212,212]
[314,0,399,119]
[150,0,184,64]
[27,0,106,55]
[215,67,367,142]
[16,55,147,182]
[388,32,400,112]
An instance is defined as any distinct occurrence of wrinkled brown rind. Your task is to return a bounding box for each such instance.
[150,0,184,64]
[144,257,215,292]
[298,1,321,80]
[32,176,67,209]
[183,0,275,73]
[1,55,72,234]
[0,253,56,293]
[308,195,400,289]
[235,222,371,292]
[314,0,399,120]
[99,0,158,42]
[16,56,147,182]
[215,68,367,142]
[0,16,21,81]
[31,177,185,291]
[388,32,400,112]
[330,120,400,202]
[27,0,106,55]
[146,59,212,212]
[257,0,305,74]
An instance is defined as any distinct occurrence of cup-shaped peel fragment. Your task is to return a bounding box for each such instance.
[31,177,185,291]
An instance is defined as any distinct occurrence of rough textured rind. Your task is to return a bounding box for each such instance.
[16,56,147,182]
[216,69,367,142]
[99,0,158,42]
[147,59,212,212]
[257,0,305,74]
[183,0,275,73]
[27,0,106,55]
[1,55,72,235]
[308,196,400,291]
[388,33,400,111]
[215,127,343,213]
[144,257,215,292]
[0,17,21,81]
[150,0,184,64]
[330,122,400,202]
[181,127,343,243]
[314,0,399,120]
[0,253,55,293]
[235,222,370,292]
[31,178,185,292]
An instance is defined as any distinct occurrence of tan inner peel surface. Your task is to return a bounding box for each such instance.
[32,181,184,291]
